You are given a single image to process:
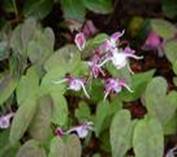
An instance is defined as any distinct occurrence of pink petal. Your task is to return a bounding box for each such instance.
[74,32,86,51]
[111,30,125,42]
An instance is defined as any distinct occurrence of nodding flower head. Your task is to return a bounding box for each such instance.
[100,30,125,53]
[55,122,94,139]
[74,32,86,51]
[88,54,105,78]
[0,113,14,129]
[53,76,90,99]
[66,121,94,139]
[142,31,163,50]
[104,78,133,100]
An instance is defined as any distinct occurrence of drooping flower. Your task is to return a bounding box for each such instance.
[53,76,90,98]
[104,78,133,100]
[88,54,105,78]
[55,121,94,139]
[142,31,164,57]
[0,113,14,129]
[74,32,86,51]
[66,121,94,139]
[142,31,163,50]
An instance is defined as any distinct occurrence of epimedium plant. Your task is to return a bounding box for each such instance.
[0,17,177,157]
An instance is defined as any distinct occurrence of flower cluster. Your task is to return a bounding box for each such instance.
[53,30,143,139]
[55,121,94,139]
[54,30,143,100]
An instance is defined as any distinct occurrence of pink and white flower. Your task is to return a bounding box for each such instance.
[100,30,125,53]
[0,113,14,129]
[55,121,94,139]
[66,121,94,139]
[88,54,105,78]
[74,32,86,51]
[99,46,143,74]
[54,76,90,98]
[104,78,133,100]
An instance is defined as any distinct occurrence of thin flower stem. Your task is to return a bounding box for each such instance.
[80,82,90,99]
[127,63,134,75]
[99,57,112,67]
[53,78,67,84]
[128,54,144,60]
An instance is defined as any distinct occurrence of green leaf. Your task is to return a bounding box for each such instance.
[49,135,81,157]
[89,79,104,103]
[60,0,86,22]
[75,101,92,122]
[48,137,67,157]
[29,95,52,142]
[163,112,177,135]
[133,117,164,157]
[9,101,37,144]
[16,140,47,157]
[27,27,54,65]
[144,77,177,126]
[151,19,176,39]
[66,135,82,157]
[83,0,113,14]
[10,18,37,57]
[16,66,39,106]
[119,70,155,102]
[51,94,68,127]
[21,18,37,49]
[164,40,177,64]
[0,74,17,106]
[95,100,109,136]
[0,130,20,157]
[110,110,133,157]
[23,0,53,19]
[44,45,80,73]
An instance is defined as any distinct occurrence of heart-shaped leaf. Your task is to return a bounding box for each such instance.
[16,140,47,157]
[60,0,86,22]
[48,137,67,157]
[133,117,164,157]
[95,100,109,136]
[150,19,177,39]
[144,77,177,126]
[9,101,37,144]
[110,110,134,157]
[23,0,53,20]
[51,93,68,127]
[29,95,53,142]
[66,135,82,157]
